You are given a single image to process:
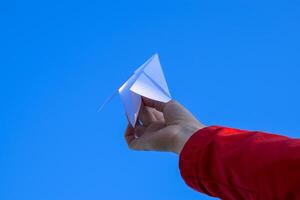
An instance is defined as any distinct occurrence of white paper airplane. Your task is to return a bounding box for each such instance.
[98,53,172,127]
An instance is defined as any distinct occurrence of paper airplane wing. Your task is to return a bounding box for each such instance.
[130,73,171,103]
[118,74,142,126]
[130,54,171,103]
[143,54,171,97]
[134,54,156,75]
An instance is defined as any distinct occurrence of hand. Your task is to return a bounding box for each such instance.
[124,97,206,154]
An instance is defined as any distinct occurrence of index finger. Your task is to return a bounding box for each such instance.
[142,96,167,112]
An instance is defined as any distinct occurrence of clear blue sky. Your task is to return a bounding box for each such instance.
[1,0,300,199]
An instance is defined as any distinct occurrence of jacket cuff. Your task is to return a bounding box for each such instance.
[179,126,220,190]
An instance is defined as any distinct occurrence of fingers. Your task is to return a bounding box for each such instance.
[142,97,190,125]
[142,96,167,112]
[124,122,166,151]
[124,123,147,149]
[124,125,154,151]
[151,108,164,121]
[138,104,156,126]
[127,125,173,152]
[124,124,135,144]
[134,125,146,137]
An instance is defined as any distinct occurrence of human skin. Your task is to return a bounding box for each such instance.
[124,97,206,154]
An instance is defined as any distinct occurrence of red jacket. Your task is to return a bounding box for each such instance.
[179,126,300,200]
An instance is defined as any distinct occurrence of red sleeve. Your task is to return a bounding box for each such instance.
[179,126,300,200]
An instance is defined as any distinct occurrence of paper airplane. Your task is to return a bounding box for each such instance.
[119,54,172,126]
[98,53,171,127]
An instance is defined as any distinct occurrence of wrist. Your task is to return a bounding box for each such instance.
[173,123,206,154]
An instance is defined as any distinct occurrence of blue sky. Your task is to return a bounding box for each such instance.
[1,0,300,199]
